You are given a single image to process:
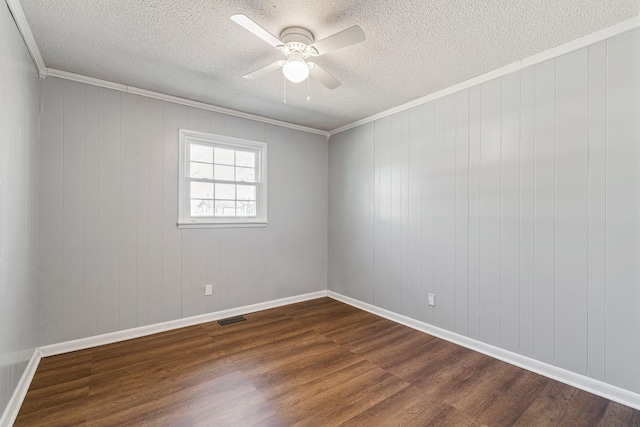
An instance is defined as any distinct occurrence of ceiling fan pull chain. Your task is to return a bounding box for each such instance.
[307,76,311,101]
[283,74,287,104]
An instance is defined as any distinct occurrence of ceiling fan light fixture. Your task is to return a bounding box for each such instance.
[282,52,309,83]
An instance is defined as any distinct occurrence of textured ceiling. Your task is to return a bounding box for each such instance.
[19,0,639,131]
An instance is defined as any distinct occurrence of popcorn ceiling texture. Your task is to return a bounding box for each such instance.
[19,0,639,131]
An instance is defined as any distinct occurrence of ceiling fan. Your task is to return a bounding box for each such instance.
[231,14,366,89]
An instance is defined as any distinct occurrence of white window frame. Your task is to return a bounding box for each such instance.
[178,129,268,228]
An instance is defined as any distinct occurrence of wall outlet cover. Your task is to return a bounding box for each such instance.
[428,293,436,306]
[205,284,213,296]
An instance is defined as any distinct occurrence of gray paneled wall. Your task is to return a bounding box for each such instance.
[328,28,640,394]
[0,2,41,417]
[38,77,328,345]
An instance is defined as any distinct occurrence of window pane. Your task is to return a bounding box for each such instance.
[237,185,256,201]
[214,164,234,181]
[191,199,214,217]
[190,162,213,179]
[190,182,213,199]
[214,148,235,165]
[236,167,255,182]
[215,200,236,217]
[215,183,235,200]
[236,151,255,167]
[190,144,213,163]
[236,201,256,217]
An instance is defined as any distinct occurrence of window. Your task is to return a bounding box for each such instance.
[178,129,267,228]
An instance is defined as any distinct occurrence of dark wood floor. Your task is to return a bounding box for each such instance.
[15,298,640,426]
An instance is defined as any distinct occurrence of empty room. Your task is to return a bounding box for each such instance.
[1,0,639,425]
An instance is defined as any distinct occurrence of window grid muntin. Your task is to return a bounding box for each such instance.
[187,142,259,219]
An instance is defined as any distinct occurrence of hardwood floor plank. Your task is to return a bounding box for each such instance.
[283,368,410,426]
[555,389,610,426]
[15,298,640,426]
[512,380,577,426]
[599,401,640,427]
[475,370,548,426]
[340,385,442,426]
[445,359,523,417]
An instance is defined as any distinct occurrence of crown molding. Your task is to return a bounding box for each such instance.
[46,68,330,137]
[5,0,47,78]
[329,15,640,136]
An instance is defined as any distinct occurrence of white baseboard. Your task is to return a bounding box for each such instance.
[0,349,41,427]
[327,291,640,411]
[40,290,328,357]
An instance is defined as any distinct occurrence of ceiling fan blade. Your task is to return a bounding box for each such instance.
[308,63,341,89]
[309,25,365,56]
[243,61,284,79]
[231,14,283,49]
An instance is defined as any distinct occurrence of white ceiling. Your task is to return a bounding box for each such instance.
[19,0,639,132]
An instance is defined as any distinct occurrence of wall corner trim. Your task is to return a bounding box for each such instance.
[328,15,640,137]
[5,0,47,78]
[0,349,41,427]
[327,291,640,411]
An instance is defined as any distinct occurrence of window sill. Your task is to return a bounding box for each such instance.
[177,220,268,229]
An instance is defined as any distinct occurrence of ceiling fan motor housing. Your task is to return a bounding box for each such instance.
[279,27,317,56]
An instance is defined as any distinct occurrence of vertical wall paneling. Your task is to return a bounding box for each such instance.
[162,102,182,321]
[212,228,228,311]
[188,109,211,316]
[0,2,41,413]
[261,125,326,301]
[479,78,502,346]
[97,88,121,335]
[328,124,375,304]
[61,80,85,341]
[467,86,481,340]
[147,99,164,324]
[407,107,423,320]
[399,111,410,315]
[83,85,99,337]
[420,103,435,324]
[227,227,243,307]
[388,113,403,313]
[533,59,556,364]
[179,107,197,317]
[442,95,457,331]
[432,99,444,326]
[183,109,193,306]
[605,28,640,394]
[586,41,607,381]
[455,89,470,336]
[327,28,640,395]
[38,77,63,345]
[136,96,150,326]
[500,71,521,352]
[373,117,393,310]
[519,67,536,357]
[119,93,138,330]
[554,48,589,374]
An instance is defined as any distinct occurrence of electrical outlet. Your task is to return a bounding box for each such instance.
[428,293,436,307]
[205,284,213,296]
